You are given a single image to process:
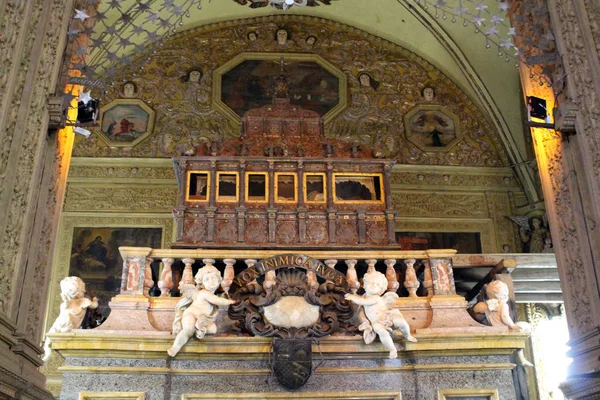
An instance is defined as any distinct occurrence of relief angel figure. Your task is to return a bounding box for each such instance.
[345,271,416,359]
[167,265,236,357]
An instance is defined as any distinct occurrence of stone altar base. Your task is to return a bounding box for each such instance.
[50,332,528,399]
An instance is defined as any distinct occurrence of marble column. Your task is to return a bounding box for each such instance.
[0,0,74,398]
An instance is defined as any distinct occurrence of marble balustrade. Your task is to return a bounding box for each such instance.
[118,247,460,299]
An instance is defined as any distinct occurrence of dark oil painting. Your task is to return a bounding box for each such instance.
[68,227,162,326]
[221,59,340,117]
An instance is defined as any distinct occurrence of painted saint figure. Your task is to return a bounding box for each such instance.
[119,118,134,134]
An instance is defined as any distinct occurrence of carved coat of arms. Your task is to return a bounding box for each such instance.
[228,254,353,389]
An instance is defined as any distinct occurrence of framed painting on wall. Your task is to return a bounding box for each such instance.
[404,105,461,152]
[213,53,348,129]
[98,99,155,148]
[68,227,162,325]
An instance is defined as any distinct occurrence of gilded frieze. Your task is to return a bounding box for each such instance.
[68,165,175,180]
[64,186,177,213]
[391,193,488,218]
[73,16,507,168]
[390,170,518,189]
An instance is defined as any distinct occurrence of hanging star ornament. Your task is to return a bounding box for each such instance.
[454,5,468,16]
[78,90,92,105]
[472,15,485,26]
[501,38,514,49]
[485,26,498,36]
[474,2,488,12]
[74,9,90,22]
[491,15,504,24]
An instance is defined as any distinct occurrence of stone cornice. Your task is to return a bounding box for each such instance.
[48,331,529,360]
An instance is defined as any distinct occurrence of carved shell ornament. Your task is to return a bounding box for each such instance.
[228,255,353,338]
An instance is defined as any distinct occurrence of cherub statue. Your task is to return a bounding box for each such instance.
[472,280,533,367]
[167,265,236,357]
[345,271,417,359]
[473,280,531,332]
[43,277,98,362]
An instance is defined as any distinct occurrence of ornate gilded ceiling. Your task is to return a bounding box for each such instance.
[76,15,508,167]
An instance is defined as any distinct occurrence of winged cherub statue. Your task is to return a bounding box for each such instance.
[167,265,236,357]
[345,271,417,359]
[43,277,98,362]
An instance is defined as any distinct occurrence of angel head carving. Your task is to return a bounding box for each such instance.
[485,280,509,306]
[194,264,222,291]
[60,276,87,301]
[363,269,388,296]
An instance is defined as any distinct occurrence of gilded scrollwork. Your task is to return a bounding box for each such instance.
[73,16,507,168]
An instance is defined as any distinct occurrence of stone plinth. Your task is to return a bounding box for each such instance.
[51,331,528,399]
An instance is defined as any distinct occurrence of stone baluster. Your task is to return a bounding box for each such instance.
[203,258,216,269]
[366,259,377,274]
[245,259,258,285]
[403,258,419,298]
[324,259,338,273]
[324,259,338,289]
[307,270,319,293]
[345,259,360,293]
[180,258,196,291]
[385,259,399,293]
[158,258,174,297]
[222,258,236,295]
[143,257,154,296]
[422,259,434,298]
[264,270,276,292]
